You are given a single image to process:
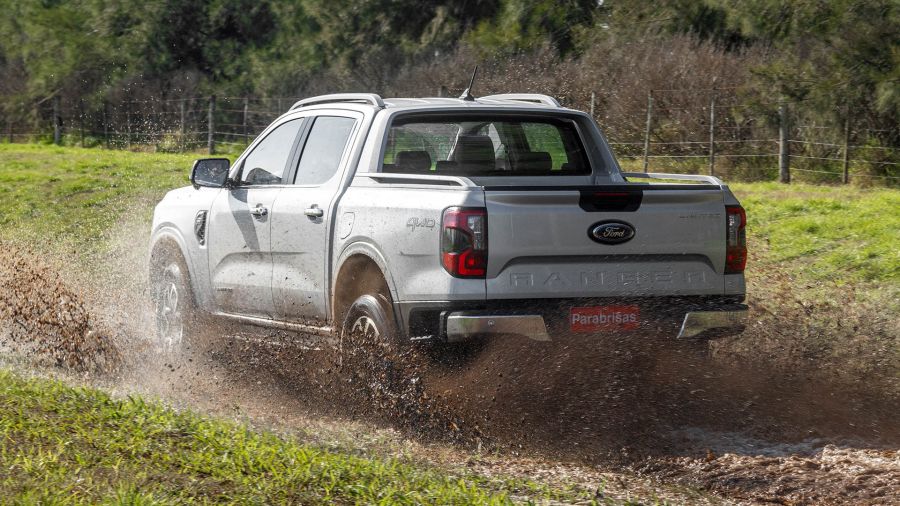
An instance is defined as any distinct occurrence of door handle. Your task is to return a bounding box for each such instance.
[304,205,324,218]
[249,204,268,218]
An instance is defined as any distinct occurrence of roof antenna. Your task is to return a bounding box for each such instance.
[459,66,478,101]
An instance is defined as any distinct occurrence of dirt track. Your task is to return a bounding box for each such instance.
[1,238,898,505]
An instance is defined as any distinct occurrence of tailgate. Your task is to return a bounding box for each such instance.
[484,186,727,299]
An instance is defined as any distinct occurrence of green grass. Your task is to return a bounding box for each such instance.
[0,144,198,243]
[0,370,579,505]
[730,182,899,285]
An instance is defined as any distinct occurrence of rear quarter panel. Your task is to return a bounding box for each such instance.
[332,182,486,303]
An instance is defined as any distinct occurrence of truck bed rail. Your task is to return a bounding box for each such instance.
[359,173,475,187]
[621,172,725,187]
[479,94,562,107]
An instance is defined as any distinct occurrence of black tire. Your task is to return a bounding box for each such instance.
[340,294,398,351]
[151,251,199,354]
[341,288,486,369]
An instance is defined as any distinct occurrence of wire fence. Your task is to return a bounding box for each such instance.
[2,90,898,185]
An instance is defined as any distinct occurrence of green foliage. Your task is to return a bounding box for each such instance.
[721,1,899,144]
[465,0,598,54]
[0,0,897,154]
[0,0,895,177]
[600,0,748,48]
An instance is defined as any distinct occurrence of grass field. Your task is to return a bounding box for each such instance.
[732,182,899,286]
[0,370,579,505]
[0,144,193,243]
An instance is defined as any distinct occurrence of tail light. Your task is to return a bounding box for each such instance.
[725,205,747,274]
[441,207,487,278]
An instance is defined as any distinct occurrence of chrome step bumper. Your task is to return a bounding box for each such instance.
[677,307,748,339]
[444,314,551,342]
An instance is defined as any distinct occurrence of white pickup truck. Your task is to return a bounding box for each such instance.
[149,93,747,354]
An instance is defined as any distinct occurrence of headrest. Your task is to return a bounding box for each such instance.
[453,135,495,170]
[435,160,460,173]
[394,150,432,172]
[514,151,552,171]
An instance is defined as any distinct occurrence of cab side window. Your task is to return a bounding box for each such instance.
[294,116,357,186]
[240,119,304,185]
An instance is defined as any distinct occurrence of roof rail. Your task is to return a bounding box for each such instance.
[291,93,385,110]
[480,93,561,107]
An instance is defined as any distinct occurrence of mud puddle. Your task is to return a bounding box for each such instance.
[1,239,898,505]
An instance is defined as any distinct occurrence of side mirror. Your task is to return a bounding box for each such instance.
[191,158,231,188]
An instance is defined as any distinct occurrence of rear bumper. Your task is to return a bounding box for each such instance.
[399,297,747,342]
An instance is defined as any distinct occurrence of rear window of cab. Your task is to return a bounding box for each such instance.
[381,114,591,176]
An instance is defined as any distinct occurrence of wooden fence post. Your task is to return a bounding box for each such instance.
[79,99,85,148]
[778,101,790,183]
[103,102,109,149]
[642,91,653,172]
[6,110,11,143]
[207,95,216,155]
[243,96,249,141]
[590,92,595,118]
[842,114,851,184]
[32,103,39,142]
[151,101,158,146]
[708,93,716,176]
[179,99,186,152]
[53,95,61,145]
[126,101,132,149]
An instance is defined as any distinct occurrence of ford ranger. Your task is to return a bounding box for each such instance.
[148,93,747,354]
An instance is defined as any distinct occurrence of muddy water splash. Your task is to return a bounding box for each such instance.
[0,241,120,371]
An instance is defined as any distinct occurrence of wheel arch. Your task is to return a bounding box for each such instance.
[332,241,402,334]
[148,227,202,307]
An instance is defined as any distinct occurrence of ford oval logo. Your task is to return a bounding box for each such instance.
[588,221,635,245]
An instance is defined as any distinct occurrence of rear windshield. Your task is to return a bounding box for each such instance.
[382,114,591,176]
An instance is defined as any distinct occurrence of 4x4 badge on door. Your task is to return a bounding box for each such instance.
[588,221,635,245]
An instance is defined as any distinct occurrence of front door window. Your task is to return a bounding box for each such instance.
[240,119,304,185]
